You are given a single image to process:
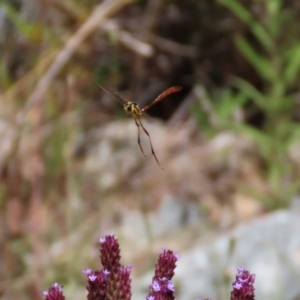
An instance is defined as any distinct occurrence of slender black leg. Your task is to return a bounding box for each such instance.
[137,117,163,170]
[135,119,146,157]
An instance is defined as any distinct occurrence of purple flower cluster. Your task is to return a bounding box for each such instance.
[44,234,132,300]
[43,283,65,300]
[43,234,256,300]
[231,267,256,300]
[146,248,178,300]
[84,234,132,300]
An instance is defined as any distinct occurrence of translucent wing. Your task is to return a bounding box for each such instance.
[141,86,182,112]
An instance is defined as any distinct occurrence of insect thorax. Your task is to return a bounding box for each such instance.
[124,102,142,117]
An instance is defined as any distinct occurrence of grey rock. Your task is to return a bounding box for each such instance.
[132,210,300,300]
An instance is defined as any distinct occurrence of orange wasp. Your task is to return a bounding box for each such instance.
[99,85,182,170]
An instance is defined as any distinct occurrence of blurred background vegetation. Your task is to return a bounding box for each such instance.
[1,0,300,299]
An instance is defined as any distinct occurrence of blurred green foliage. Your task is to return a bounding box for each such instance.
[192,0,300,207]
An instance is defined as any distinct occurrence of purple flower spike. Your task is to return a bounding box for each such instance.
[43,283,65,300]
[231,268,256,300]
[146,248,178,300]
[86,235,132,300]
[99,234,121,272]
[154,248,178,280]
[86,270,107,300]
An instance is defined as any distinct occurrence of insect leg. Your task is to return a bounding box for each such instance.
[134,118,146,157]
[137,116,163,170]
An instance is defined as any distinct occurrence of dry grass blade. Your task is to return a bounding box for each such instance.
[102,20,154,57]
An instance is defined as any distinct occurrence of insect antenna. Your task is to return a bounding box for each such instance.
[97,83,127,105]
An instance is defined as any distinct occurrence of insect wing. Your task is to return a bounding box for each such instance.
[141,86,182,112]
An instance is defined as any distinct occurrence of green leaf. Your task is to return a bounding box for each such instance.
[218,0,253,23]
[218,0,273,50]
[235,36,274,82]
[283,122,300,146]
[283,44,300,85]
[232,77,268,109]
[251,23,274,51]
[266,0,283,16]
[233,123,272,158]
[216,89,247,122]
[2,3,50,43]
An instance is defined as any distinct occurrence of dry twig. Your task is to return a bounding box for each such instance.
[19,0,134,124]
